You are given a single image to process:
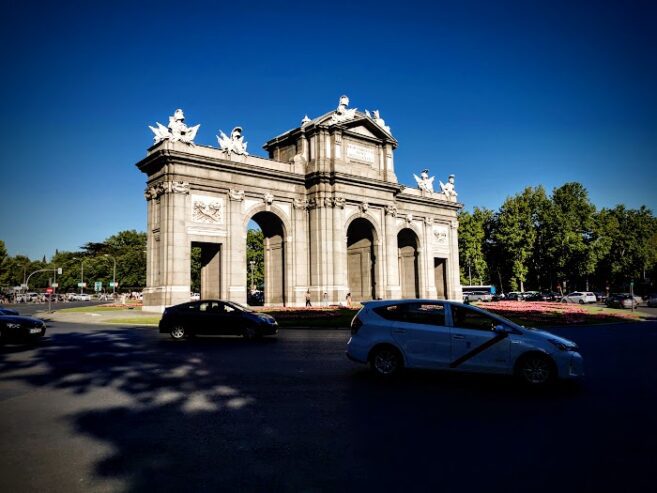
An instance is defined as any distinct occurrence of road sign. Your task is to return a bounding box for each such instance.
[77,282,87,288]
[57,268,62,275]
[94,281,102,292]
[109,282,119,288]
[46,287,53,294]
[51,282,59,288]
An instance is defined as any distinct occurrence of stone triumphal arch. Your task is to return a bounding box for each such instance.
[137,96,462,312]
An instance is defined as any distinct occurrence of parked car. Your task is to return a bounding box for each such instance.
[463,291,492,302]
[159,299,278,340]
[524,292,542,302]
[561,292,597,304]
[346,299,584,386]
[505,292,525,301]
[0,314,47,344]
[606,294,637,309]
[593,292,607,303]
[70,293,92,301]
[647,293,657,308]
[538,291,560,301]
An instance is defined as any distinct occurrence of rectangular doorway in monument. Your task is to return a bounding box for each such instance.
[434,258,448,300]
[191,242,222,300]
[348,250,373,302]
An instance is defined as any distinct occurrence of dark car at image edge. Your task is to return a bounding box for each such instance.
[159,299,278,340]
[0,314,47,344]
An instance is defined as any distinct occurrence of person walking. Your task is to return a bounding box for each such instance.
[346,292,352,307]
[305,290,312,307]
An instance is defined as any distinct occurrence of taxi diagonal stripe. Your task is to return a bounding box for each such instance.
[449,332,509,369]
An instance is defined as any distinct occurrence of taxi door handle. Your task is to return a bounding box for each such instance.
[452,335,466,340]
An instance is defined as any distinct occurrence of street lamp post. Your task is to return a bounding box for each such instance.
[249,260,255,293]
[104,254,117,296]
[71,257,85,295]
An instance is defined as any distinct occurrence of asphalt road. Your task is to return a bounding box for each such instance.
[1,320,656,493]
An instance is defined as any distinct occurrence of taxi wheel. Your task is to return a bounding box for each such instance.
[370,346,403,377]
[516,353,555,386]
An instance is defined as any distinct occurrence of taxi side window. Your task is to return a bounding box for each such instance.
[405,303,445,326]
[451,305,496,331]
[374,305,405,322]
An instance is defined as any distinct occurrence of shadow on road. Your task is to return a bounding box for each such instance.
[1,324,656,492]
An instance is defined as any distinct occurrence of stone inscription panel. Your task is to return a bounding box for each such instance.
[346,143,374,164]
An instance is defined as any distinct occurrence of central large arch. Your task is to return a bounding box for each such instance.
[250,211,286,306]
[347,217,377,302]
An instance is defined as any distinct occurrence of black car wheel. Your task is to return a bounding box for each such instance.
[370,346,403,377]
[242,325,258,340]
[170,325,187,340]
[516,353,555,386]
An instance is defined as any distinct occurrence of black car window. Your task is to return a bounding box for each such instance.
[451,305,497,331]
[404,303,446,326]
[183,303,199,312]
[199,302,212,312]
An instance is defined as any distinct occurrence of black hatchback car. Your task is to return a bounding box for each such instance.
[0,314,47,344]
[159,300,278,340]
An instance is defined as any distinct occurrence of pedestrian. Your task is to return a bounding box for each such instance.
[323,292,328,307]
[346,292,352,307]
[305,290,312,307]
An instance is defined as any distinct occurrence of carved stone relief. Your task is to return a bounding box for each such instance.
[191,195,225,224]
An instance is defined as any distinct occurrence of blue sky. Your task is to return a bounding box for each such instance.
[2,0,656,259]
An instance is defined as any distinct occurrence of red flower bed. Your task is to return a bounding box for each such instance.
[480,301,638,326]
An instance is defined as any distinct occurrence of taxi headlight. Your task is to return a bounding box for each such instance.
[548,338,578,352]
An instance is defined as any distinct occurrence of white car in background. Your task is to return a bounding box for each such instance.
[561,292,597,304]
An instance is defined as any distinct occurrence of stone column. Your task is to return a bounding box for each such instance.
[331,196,348,302]
[448,218,462,300]
[227,189,247,305]
[384,205,402,299]
[292,198,309,306]
[424,217,437,299]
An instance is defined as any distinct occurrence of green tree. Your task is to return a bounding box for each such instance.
[458,207,493,285]
[246,229,264,291]
[595,205,657,290]
[492,187,544,292]
[542,183,601,291]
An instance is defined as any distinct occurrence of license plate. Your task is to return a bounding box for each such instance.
[29,328,42,334]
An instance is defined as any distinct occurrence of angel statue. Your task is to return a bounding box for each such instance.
[217,126,249,156]
[413,169,435,193]
[439,174,458,199]
[149,109,200,145]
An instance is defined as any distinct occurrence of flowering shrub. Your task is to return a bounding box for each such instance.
[478,301,639,326]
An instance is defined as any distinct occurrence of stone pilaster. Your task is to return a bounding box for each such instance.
[227,189,247,305]
[384,205,402,299]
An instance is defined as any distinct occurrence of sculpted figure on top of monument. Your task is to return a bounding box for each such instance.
[365,109,391,133]
[439,174,458,200]
[149,109,200,145]
[217,126,249,156]
[413,169,435,193]
[330,95,357,124]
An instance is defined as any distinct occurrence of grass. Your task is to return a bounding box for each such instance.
[110,317,160,325]
[58,305,142,313]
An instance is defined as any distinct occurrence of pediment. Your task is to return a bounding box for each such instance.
[339,116,396,143]
[347,125,377,138]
